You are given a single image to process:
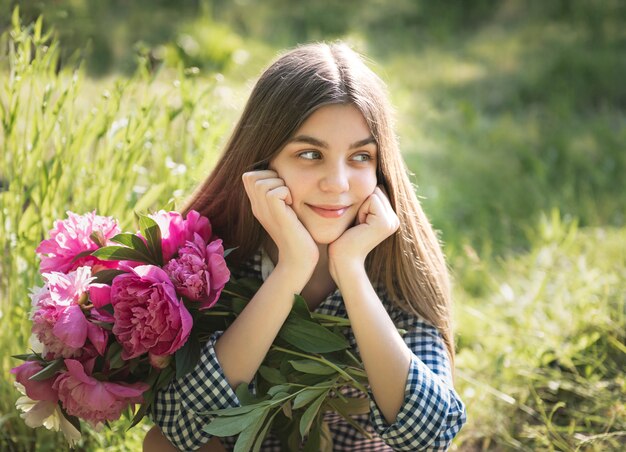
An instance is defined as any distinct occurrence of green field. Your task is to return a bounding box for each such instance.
[1,1,625,450]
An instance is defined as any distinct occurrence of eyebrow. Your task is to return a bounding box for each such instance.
[287,134,377,150]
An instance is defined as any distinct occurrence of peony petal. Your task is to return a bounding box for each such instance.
[63,359,95,385]
[53,305,89,348]
[20,399,58,428]
[208,252,230,288]
[86,322,109,356]
[103,381,149,399]
[11,362,58,401]
[130,264,173,286]
[89,284,111,308]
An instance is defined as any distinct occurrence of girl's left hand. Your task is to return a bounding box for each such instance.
[328,186,400,275]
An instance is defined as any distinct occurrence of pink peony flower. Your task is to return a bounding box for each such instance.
[148,210,212,263]
[110,265,192,361]
[53,359,148,427]
[11,361,58,402]
[164,235,230,309]
[36,211,121,274]
[31,267,110,359]
[13,382,81,446]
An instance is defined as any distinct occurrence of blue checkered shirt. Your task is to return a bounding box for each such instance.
[152,249,466,451]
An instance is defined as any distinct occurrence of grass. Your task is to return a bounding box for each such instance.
[1,4,625,451]
[452,212,626,450]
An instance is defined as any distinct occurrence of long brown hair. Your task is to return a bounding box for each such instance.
[181,42,455,366]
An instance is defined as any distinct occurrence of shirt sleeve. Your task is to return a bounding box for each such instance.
[367,315,467,451]
[151,331,240,451]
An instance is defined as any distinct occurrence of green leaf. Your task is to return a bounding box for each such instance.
[233,407,270,452]
[293,387,328,410]
[92,269,126,285]
[325,397,373,438]
[92,246,156,264]
[279,318,348,353]
[302,415,322,452]
[138,213,163,266]
[153,366,176,392]
[299,390,329,437]
[203,407,267,437]
[71,249,97,264]
[175,331,201,379]
[29,359,64,381]
[128,389,153,429]
[236,383,269,405]
[252,409,281,452]
[290,360,337,376]
[290,295,312,320]
[270,391,291,402]
[110,233,152,256]
[11,353,39,362]
[267,384,292,397]
[202,402,270,417]
[258,366,287,384]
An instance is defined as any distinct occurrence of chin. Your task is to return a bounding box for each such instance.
[310,229,346,245]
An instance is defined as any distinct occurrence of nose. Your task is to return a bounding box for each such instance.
[319,161,349,193]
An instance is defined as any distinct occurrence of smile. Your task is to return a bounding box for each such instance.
[307,204,350,218]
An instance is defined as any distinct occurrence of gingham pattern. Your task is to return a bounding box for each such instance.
[152,250,466,451]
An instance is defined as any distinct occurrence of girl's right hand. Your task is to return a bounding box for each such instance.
[242,170,318,278]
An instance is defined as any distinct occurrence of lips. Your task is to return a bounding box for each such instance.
[306,204,350,219]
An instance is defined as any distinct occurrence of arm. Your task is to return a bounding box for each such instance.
[150,170,317,450]
[335,268,466,450]
[218,170,318,388]
[368,315,466,451]
[329,187,466,450]
[331,264,410,424]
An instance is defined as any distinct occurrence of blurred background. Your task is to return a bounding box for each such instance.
[1,0,624,450]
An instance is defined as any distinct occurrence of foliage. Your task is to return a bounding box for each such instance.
[453,212,626,450]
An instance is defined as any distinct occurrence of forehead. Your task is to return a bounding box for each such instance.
[294,104,372,140]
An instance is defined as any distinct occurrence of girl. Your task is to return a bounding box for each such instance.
[144,42,466,451]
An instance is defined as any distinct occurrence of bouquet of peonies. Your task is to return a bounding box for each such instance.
[11,210,371,450]
[10,210,232,445]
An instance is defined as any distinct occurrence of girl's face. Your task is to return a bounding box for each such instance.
[270,104,378,244]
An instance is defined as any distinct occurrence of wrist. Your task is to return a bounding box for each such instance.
[273,260,315,293]
[329,257,366,289]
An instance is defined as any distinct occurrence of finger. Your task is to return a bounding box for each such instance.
[374,186,395,215]
[370,191,400,231]
[368,192,385,217]
[243,170,279,180]
[242,170,280,200]
[357,196,372,225]
[242,170,279,191]
[376,184,390,198]
[266,185,293,206]
[254,177,286,195]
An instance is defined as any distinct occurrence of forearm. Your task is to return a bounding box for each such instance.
[215,264,307,390]
[334,263,411,424]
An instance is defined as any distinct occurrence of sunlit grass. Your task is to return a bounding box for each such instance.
[453,212,626,450]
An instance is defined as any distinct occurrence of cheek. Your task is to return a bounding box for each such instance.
[356,171,378,199]
[280,171,311,203]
